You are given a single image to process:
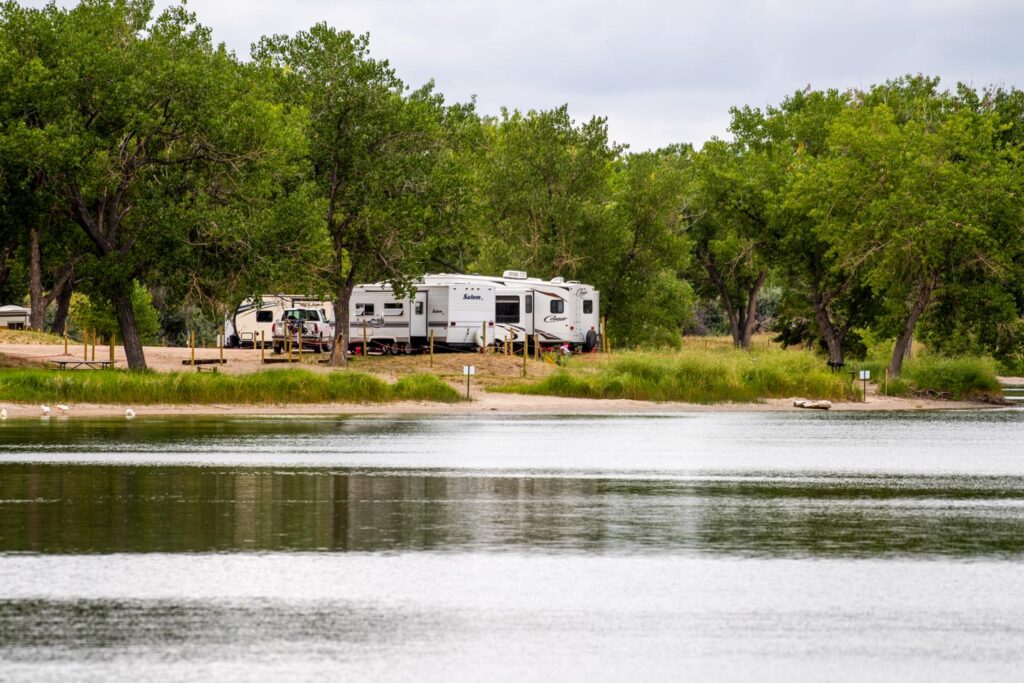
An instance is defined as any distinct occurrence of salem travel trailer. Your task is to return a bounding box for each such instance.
[347,271,600,354]
[422,272,600,351]
[224,295,334,348]
[348,281,496,354]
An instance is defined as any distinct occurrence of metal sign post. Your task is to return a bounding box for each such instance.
[859,369,871,403]
[463,365,476,399]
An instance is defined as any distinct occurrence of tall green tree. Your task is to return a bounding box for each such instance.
[603,146,695,345]
[802,77,1023,376]
[255,25,474,365]
[684,136,775,350]
[0,0,303,368]
[473,106,621,279]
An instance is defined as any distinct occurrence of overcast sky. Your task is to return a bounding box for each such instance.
[24,0,1024,151]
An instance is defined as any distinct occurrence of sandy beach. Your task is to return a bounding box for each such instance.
[0,340,1007,418]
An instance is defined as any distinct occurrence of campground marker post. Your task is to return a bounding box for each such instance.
[260,331,265,363]
[522,332,527,377]
[463,365,475,399]
[109,333,115,364]
[91,333,96,361]
[429,330,434,367]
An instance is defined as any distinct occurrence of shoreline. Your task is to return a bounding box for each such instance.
[0,342,1013,418]
[0,389,1002,419]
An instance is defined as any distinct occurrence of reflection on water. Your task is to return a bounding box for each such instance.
[3,411,1024,680]
[5,465,1024,557]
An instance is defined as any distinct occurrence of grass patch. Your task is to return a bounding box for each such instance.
[874,356,1001,400]
[497,348,855,403]
[0,368,460,405]
[0,329,65,345]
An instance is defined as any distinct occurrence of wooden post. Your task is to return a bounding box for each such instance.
[522,331,527,377]
[109,332,116,364]
[481,321,486,355]
[287,330,292,363]
[601,317,607,354]
[260,330,265,364]
[298,325,303,363]
[429,329,434,368]
[219,333,224,365]
[91,332,96,361]
[83,330,88,361]
[190,330,195,366]
[64,325,68,355]
[362,320,367,356]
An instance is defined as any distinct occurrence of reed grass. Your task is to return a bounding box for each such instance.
[869,356,1001,399]
[499,348,855,403]
[0,368,460,405]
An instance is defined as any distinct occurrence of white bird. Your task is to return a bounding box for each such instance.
[0,408,7,420]
[125,408,136,419]
[56,404,70,415]
[40,405,51,417]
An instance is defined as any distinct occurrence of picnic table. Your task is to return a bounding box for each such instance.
[50,359,114,370]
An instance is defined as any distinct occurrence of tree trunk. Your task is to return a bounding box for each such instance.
[811,290,843,366]
[329,280,355,366]
[0,247,11,293]
[29,228,45,330]
[738,270,767,350]
[701,256,741,347]
[888,273,938,378]
[48,277,74,335]
[113,289,147,370]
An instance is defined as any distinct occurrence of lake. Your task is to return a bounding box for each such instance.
[1,410,1023,680]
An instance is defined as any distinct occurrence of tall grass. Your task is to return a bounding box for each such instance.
[499,349,855,403]
[0,369,460,405]
[872,356,1001,399]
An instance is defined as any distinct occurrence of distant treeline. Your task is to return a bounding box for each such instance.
[1,1,1022,373]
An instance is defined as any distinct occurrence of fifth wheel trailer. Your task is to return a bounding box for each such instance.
[347,272,600,354]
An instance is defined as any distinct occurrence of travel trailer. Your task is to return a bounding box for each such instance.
[347,271,600,354]
[224,295,334,348]
[348,280,496,354]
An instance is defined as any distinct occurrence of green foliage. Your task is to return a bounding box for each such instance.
[68,283,160,344]
[499,349,854,403]
[0,368,460,405]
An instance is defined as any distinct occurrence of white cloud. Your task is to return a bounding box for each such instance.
[17,0,1024,150]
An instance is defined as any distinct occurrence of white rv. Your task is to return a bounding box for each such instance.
[224,295,334,348]
[348,281,496,354]
[346,271,600,354]
[423,272,600,351]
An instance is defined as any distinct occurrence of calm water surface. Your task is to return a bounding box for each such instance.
[1,410,1023,680]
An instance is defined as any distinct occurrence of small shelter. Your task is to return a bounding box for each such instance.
[0,305,30,330]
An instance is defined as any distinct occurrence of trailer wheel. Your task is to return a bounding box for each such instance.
[272,343,283,354]
[319,336,333,353]
[583,328,598,352]
[226,334,240,348]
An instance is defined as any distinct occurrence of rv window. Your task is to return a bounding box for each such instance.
[550,300,565,314]
[415,302,424,315]
[384,303,403,316]
[356,303,375,316]
[583,300,593,314]
[526,295,532,314]
[256,311,273,323]
[495,296,520,323]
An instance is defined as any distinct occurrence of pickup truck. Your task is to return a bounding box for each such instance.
[271,308,336,354]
